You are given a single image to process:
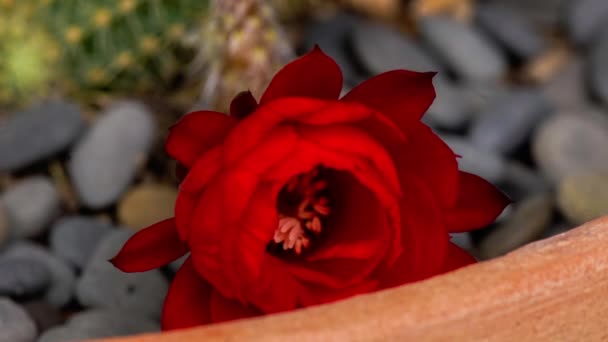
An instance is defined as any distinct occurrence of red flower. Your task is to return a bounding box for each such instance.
[111,46,509,330]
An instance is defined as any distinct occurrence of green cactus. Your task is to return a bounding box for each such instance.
[0,1,59,109]
[0,0,208,108]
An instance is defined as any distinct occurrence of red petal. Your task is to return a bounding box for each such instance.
[446,171,511,232]
[210,290,261,323]
[259,46,343,105]
[393,122,459,208]
[161,257,212,330]
[376,174,450,288]
[165,111,237,168]
[110,218,188,273]
[441,242,476,273]
[342,70,436,134]
[229,91,258,120]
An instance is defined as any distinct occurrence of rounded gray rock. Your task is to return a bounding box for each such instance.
[477,3,547,59]
[425,78,472,129]
[76,230,168,319]
[0,101,84,172]
[441,135,507,183]
[352,20,442,74]
[0,297,37,342]
[3,242,75,308]
[38,309,158,342]
[533,113,608,183]
[470,88,553,155]
[0,203,9,248]
[542,59,588,110]
[589,32,608,105]
[418,16,506,82]
[1,177,61,239]
[68,101,155,209]
[50,216,113,269]
[479,194,553,259]
[0,257,51,299]
[557,172,608,225]
[564,0,608,46]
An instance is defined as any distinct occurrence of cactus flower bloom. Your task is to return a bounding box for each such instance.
[111,46,510,330]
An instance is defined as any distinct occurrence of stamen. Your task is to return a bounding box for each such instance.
[274,217,310,255]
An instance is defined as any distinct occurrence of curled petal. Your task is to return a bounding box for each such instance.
[342,70,436,134]
[260,46,343,105]
[166,111,237,168]
[161,257,212,330]
[446,171,511,232]
[110,218,188,273]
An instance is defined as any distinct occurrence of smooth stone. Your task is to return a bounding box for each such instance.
[470,89,553,155]
[501,162,550,201]
[477,3,547,59]
[486,0,569,27]
[460,82,509,113]
[1,177,61,239]
[418,15,506,82]
[38,310,158,342]
[542,59,589,110]
[118,184,177,230]
[589,33,608,105]
[425,78,472,129]
[302,13,361,84]
[557,173,608,225]
[3,242,75,308]
[564,0,608,46]
[49,216,113,269]
[540,222,573,239]
[68,101,155,209]
[22,300,63,332]
[0,203,9,248]
[0,257,51,299]
[532,113,608,183]
[352,20,441,74]
[76,230,168,319]
[440,135,507,183]
[479,194,553,259]
[450,232,473,252]
[0,297,37,342]
[0,101,83,172]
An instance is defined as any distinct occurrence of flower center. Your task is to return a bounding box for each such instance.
[272,166,331,255]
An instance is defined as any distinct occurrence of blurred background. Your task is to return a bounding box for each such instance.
[1,0,608,340]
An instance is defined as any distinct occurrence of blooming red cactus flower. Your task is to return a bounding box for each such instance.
[110,46,510,330]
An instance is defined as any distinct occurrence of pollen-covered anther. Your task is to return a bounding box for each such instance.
[274,217,311,255]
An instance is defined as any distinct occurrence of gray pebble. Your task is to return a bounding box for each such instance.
[477,3,547,59]
[352,20,441,74]
[0,297,37,342]
[502,162,550,201]
[0,257,51,299]
[168,253,189,273]
[3,243,75,308]
[449,232,474,252]
[487,0,569,27]
[0,203,9,248]
[0,101,83,172]
[1,177,61,239]
[557,172,608,225]
[76,230,168,319]
[470,88,553,155]
[68,101,155,209]
[542,59,589,110]
[418,15,506,82]
[22,300,64,332]
[441,135,508,183]
[564,0,608,46]
[425,78,472,129]
[50,216,113,269]
[533,112,608,183]
[589,32,608,105]
[479,194,553,259]
[38,310,158,342]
